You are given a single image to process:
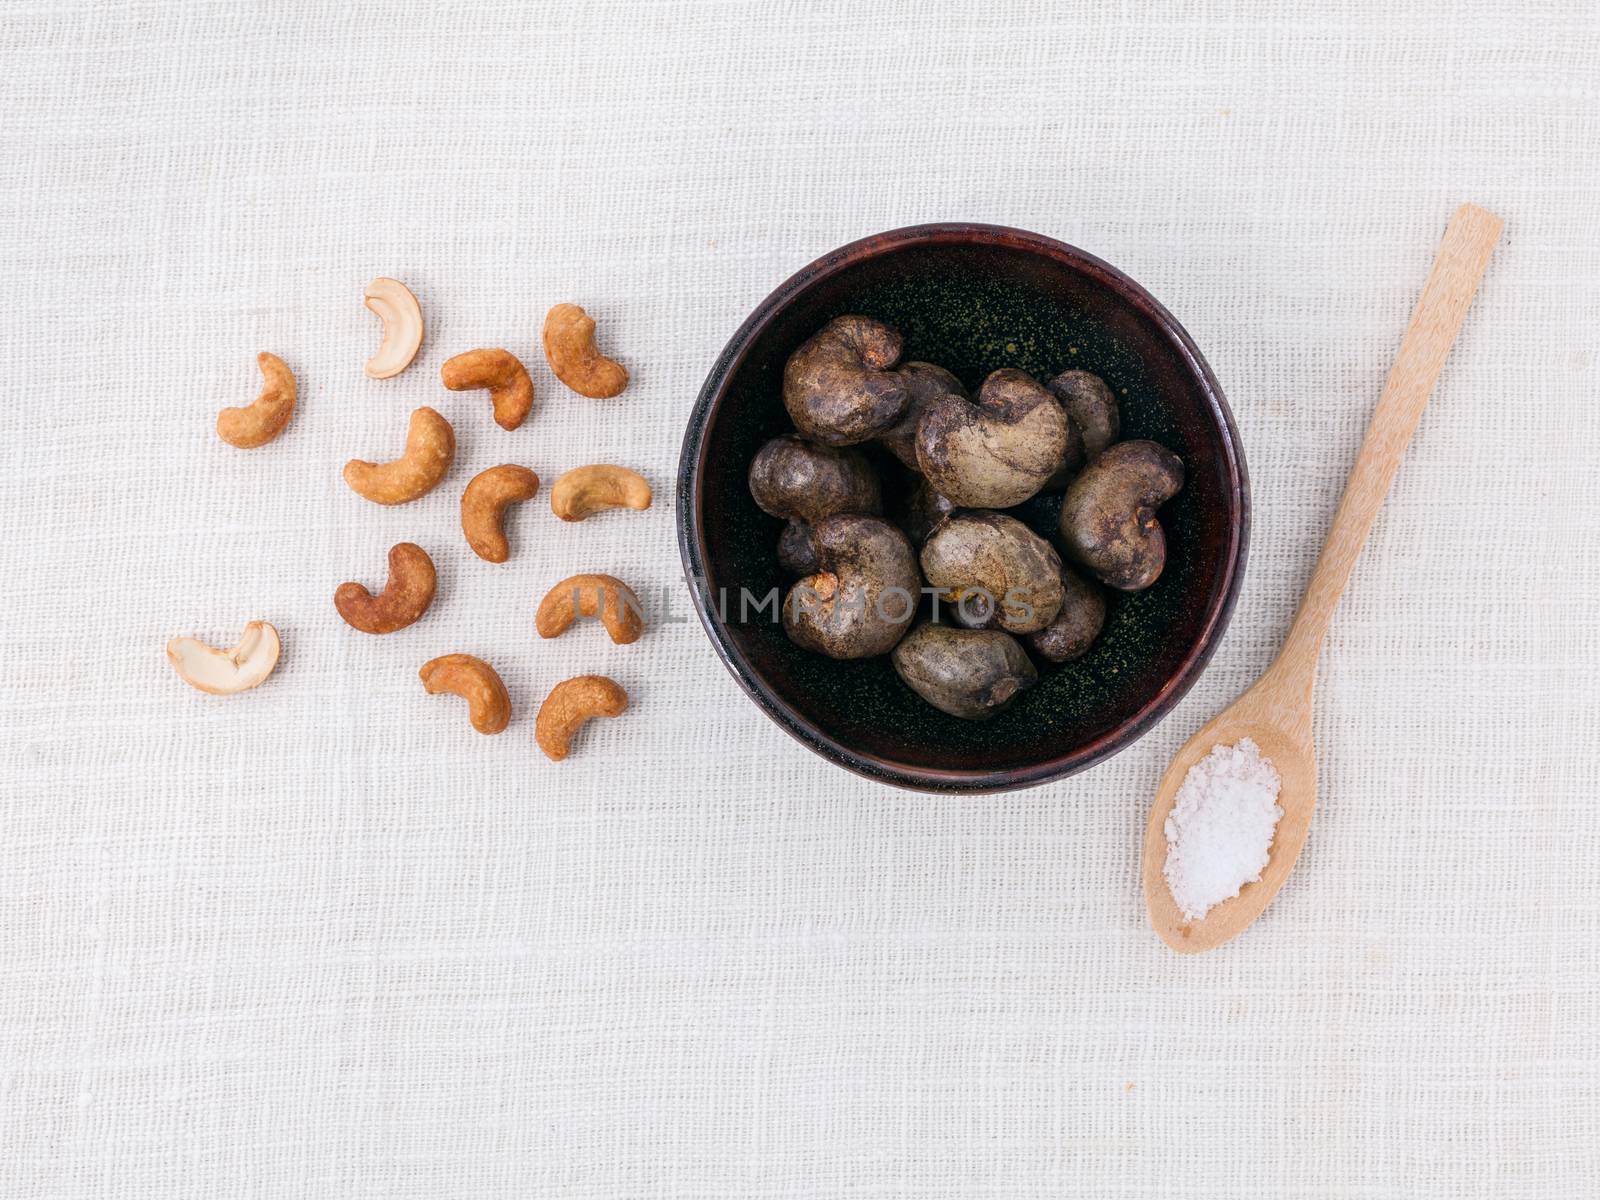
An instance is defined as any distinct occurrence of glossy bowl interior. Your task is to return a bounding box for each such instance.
[678,224,1248,792]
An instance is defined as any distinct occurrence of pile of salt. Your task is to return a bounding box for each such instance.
[1163,738,1283,922]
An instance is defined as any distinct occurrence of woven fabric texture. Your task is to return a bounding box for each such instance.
[2,2,1597,1196]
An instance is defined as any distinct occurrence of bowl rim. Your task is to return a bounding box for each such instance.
[676,221,1250,793]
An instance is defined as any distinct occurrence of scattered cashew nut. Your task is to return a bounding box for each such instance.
[334,543,437,633]
[460,465,540,563]
[549,464,652,522]
[364,277,424,379]
[535,675,628,761]
[419,654,511,735]
[343,407,456,505]
[217,352,296,448]
[441,349,534,431]
[535,574,644,645]
[166,621,281,695]
[543,303,628,398]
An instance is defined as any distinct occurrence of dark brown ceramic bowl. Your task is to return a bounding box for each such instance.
[677,223,1248,793]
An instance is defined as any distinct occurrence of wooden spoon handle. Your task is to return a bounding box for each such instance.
[1276,204,1503,674]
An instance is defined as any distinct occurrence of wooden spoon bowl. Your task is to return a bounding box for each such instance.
[1142,669,1315,952]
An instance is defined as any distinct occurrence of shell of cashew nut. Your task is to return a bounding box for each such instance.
[334,543,437,634]
[535,675,628,762]
[364,277,424,379]
[549,464,652,522]
[535,574,644,645]
[1046,369,1120,462]
[217,352,297,448]
[542,303,628,398]
[1058,439,1185,592]
[166,621,281,695]
[419,654,511,735]
[782,315,909,446]
[343,407,456,505]
[461,465,540,563]
[783,514,921,659]
[915,368,1076,509]
[441,349,534,431]
[920,511,1065,635]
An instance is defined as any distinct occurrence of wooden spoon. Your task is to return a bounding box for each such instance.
[1142,203,1504,953]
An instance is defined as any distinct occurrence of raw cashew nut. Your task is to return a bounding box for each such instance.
[920,511,1064,635]
[747,435,881,524]
[549,464,652,522]
[1046,369,1120,462]
[364,277,424,379]
[1026,564,1106,663]
[166,621,281,695]
[878,360,966,467]
[535,675,628,761]
[915,368,1076,508]
[334,543,437,634]
[461,465,540,563]
[441,349,534,431]
[419,654,510,735]
[783,315,910,446]
[1058,440,1185,591]
[536,574,644,645]
[783,514,920,659]
[543,303,628,398]
[891,622,1038,721]
[343,407,456,505]
[217,352,296,448]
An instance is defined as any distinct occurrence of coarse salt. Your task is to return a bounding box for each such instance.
[1163,738,1283,922]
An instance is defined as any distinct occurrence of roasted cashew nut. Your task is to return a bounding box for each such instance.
[167,621,281,695]
[535,675,628,761]
[549,464,651,522]
[419,654,510,735]
[217,352,296,448]
[535,574,644,645]
[363,277,424,379]
[441,349,534,431]
[460,465,540,563]
[343,407,455,505]
[543,303,628,398]
[334,543,437,634]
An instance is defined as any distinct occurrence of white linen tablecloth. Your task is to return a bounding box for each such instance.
[2,2,1597,1195]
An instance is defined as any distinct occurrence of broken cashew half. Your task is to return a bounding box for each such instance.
[217,352,296,448]
[441,349,534,431]
[535,675,628,761]
[166,621,281,695]
[344,407,455,505]
[461,465,540,563]
[419,654,511,735]
[543,303,628,398]
[549,465,652,522]
[535,574,644,645]
[334,543,437,634]
[364,277,424,379]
